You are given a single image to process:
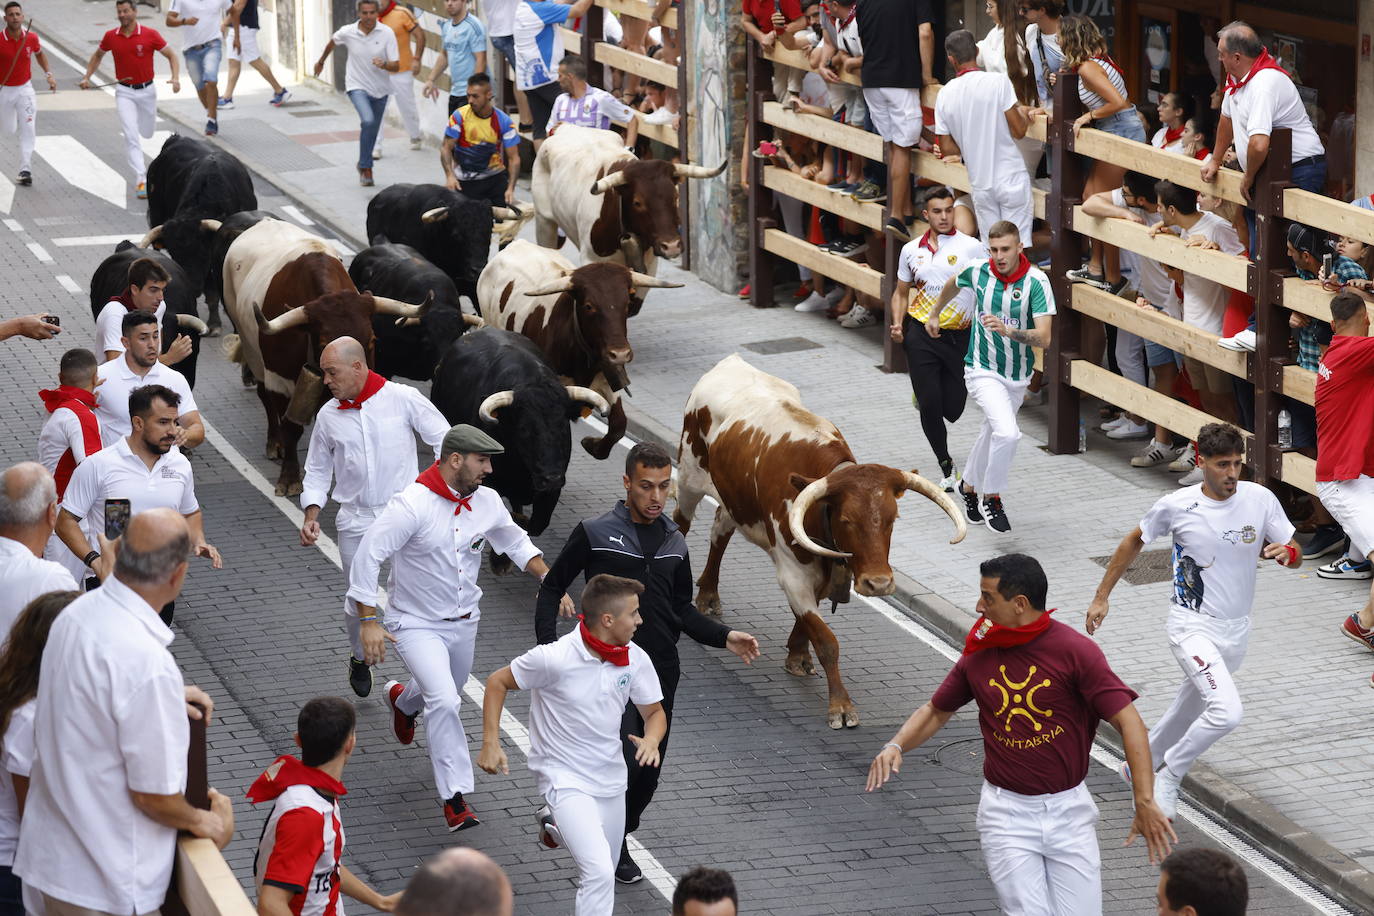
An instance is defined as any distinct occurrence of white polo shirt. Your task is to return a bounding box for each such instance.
[510,628,662,797]
[14,576,188,914]
[331,21,397,98]
[347,481,540,622]
[1179,211,1246,334]
[94,299,167,357]
[95,355,198,446]
[300,380,448,513]
[0,702,35,867]
[1221,68,1323,171]
[897,229,987,328]
[933,70,1024,193]
[0,537,79,636]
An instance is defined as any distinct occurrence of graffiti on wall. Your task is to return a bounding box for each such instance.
[688,0,745,291]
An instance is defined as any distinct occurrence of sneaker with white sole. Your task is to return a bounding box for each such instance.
[840,305,876,328]
[1167,442,1197,473]
[982,496,1011,533]
[961,488,982,524]
[1099,415,1129,432]
[1177,466,1204,486]
[1066,266,1109,289]
[217,96,234,109]
[1130,440,1179,468]
[410,137,423,150]
[373,146,383,159]
[938,470,961,493]
[1218,329,1256,351]
[1106,419,1151,440]
[270,88,292,106]
[823,285,847,306]
[1322,558,1374,581]
[794,292,829,312]
[535,804,563,849]
[1152,766,1182,820]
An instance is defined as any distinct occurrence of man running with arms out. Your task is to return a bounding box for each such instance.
[867,553,1175,915]
[481,574,665,916]
[349,424,549,832]
[1086,422,1300,819]
[0,3,57,187]
[926,220,1054,532]
[888,185,987,491]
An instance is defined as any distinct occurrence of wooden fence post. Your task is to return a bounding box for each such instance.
[747,43,776,308]
[1046,73,1087,455]
[677,0,692,270]
[880,140,904,373]
[583,2,604,89]
[163,709,209,916]
[1251,128,1294,488]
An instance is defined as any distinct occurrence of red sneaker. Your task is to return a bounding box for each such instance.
[385,680,416,745]
[443,793,481,832]
[737,283,751,299]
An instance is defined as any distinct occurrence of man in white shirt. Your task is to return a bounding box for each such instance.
[57,384,221,616]
[479,574,665,916]
[165,0,231,135]
[95,310,203,448]
[14,508,234,916]
[934,30,1034,246]
[0,463,79,635]
[513,0,594,148]
[312,0,398,186]
[350,424,549,832]
[546,54,638,145]
[93,257,190,366]
[37,348,105,583]
[299,336,449,698]
[1086,423,1299,820]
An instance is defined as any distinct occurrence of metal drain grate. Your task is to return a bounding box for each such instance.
[1089,547,1174,585]
[740,337,822,355]
[213,118,331,172]
[285,109,340,118]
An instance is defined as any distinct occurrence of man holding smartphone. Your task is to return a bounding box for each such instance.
[55,384,220,618]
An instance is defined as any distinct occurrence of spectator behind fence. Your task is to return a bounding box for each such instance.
[15,508,234,916]
[671,866,738,916]
[423,0,487,116]
[512,0,595,148]
[977,0,1042,176]
[394,849,513,916]
[546,54,639,145]
[1156,847,1249,916]
[740,0,806,105]
[1152,91,1194,153]
[934,30,1033,247]
[249,696,398,916]
[1022,0,1062,112]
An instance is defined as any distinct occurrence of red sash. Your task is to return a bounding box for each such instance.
[39,386,102,500]
[963,608,1055,655]
[337,371,385,409]
[578,616,630,666]
[416,462,474,515]
[1223,47,1288,96]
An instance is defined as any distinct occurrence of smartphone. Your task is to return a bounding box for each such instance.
[104,498,131,540]
[1323,253,1334,277]
[43,315,59,327]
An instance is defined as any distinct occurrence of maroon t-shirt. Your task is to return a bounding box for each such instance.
[931,619,1137,796]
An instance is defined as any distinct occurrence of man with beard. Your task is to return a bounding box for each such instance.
[349,424,549,832]
[93,310,203,449]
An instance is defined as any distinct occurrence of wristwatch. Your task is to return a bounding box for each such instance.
[84,550,100,568]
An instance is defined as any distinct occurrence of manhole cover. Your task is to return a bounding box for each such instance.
[1089,548,1174,585]
[741,337,822,355]
[933,737,984,776]
[286,109,340,118]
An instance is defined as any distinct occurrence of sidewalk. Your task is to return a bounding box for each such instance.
[35,1,1374,907]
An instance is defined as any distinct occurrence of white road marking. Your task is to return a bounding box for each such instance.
[0,175,13,215]
[25,241,52,263]
[281,204,315,226]
[55,274,82,294]
[52,233,144,247]
[3,218,21,232]
[34,135,127,208]
[139,130,175,159]
[197,418,678,901]
[323,238,355,256]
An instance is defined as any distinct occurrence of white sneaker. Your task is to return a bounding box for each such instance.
[1167,442,1196,473]
[794,292,829,312]
[1178,465,1204,486]
[641,106,677,126]
[823,285,846,306]
[1100,415,1129,432]
[1106,419,1151,440]
[373,146,383,159]
[1130,440,1179,468]
[938,470,961,493]
[1218,328,1256,351]
[409,137,423,150]
[840,305,876,328]
[1152,766,1182,820]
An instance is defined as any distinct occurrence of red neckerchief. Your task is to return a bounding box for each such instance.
[954,66,980,78]
[246,755,347,804]
[377,0,398,17]
[1224,47,1287,96]
[416,462,474,515]
[1088,54,1124,79]
[1162,124,1185,146]
[823,1,856,30]
[989,253,1032,285]
[337,371,386,409]
[578,615,630,666]
[919,228,957,253]
[1194,146,1211,161]
[963,609,1055,655]
[38,386,102,499]
[113,286,137,311]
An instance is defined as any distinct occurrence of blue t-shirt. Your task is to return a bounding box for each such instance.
[441,14,487,97]
[513,0,571,90]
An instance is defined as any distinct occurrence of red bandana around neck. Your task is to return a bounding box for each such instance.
[416,462,474,515]
[1224,47,1287,96]
[920,228,957,253]
[955,66,980,78]
[1162,124,1185,147]
[989,253,1031,285]
[1088,54,1124,79]
[39,386,102,499]
[377,0,398,17]
[246,755,347,804]
[113,287,137,311]
[578,615,630,666]
[337,371,386,409]
[824,1,856,29]
[963,608,1055,655]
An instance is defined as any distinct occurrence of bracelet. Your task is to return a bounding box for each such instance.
[882,742,903,754]
[84,550,100,567]
[1282,544,1297,565]
[358,614,378,622]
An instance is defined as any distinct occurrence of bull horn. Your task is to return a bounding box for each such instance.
[590,171,630,195]
[199,218,223,233]
[462,313,486,328]
[787,477,851,560]
[900,471,968,545]
[254,304,309,335]
[175,313,210,335]
[420,207,450,224]
[491,205,521,220]
[478,390,515,424]
[373,291,433,318]
[673,161,728,180]
[138,224,164,248]
[523,276,576,297]
[565,385,610,416]
[628,270,684,290]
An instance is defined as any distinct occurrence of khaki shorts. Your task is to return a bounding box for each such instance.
[1181,355,1233,395]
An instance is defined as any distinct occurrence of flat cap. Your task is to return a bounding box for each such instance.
[442,424,504,456]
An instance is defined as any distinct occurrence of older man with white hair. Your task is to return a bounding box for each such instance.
[0,462,78,634]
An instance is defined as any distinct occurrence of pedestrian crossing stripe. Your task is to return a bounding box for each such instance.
[958,260,1056,382]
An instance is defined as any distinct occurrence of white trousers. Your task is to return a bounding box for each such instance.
[387,70,420,140]
[336,504,381,660]
[390,613,479,799]
[963,372,1029,496]
[976,781,1102,916]
[0,85,36,171]
[115,84,157,182]
[546,786,624,916]
[972,174,1034,247]
[1149,608,1248,777]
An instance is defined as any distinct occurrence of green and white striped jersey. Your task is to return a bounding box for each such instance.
[956,258,1056,381]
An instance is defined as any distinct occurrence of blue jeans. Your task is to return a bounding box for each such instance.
[490,33,517,70]
[183,39,223,90]
[348,89,388,170]
[1092,107,1147,143]
[0,865,22,916]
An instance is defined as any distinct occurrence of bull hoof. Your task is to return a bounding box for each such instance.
[241,365,256,389]
[203,323,221,338]
[265,443,284,461]
[580,435,613,460]
[695,592,722,617]
[490,552,515,576]
[784,656,815,677]
[277,481,303,498]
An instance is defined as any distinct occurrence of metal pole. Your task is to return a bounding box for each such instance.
[1045,72,1087,455]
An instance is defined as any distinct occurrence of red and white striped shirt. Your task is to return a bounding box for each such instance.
[251,757,346,916]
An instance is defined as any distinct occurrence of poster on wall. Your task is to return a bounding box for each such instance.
[1143,18,1171,104]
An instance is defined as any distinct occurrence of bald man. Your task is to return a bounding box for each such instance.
[395,848,513,916]
[299,337,450,698]
[0,462,79,635]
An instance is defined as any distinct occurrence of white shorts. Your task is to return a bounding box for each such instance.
[227,26,261,63]
[1318,475,1374,559]
[861,86,923,148]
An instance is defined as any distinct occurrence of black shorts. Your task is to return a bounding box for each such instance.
[459,171,508,207]
[447,93,468,116]
[526,82,561,139]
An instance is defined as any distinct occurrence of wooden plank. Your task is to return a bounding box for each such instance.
[1070,285,1248,377]
[1283,189,1374,246]
[598,0,678,29]
[912,152,1046,221]
[1072,206,1251,291]
[762,228,883,298]
[1070,360,1250,444]
[1282,277,1334,322]
[637,116,678,148]
[176,838,256,916]
[1280,451,1318,496]
[594,41,678,86]
[1071,128,1248,206]
[762,45,861,87]
[556,24,583,50]
[762,166,884,231]
[1281,364,1315,407]
[762,101,884,161]
[1026,113,1048,144]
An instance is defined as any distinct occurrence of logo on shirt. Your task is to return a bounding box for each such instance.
[616,672,631,690]
[160,466,181,480]
[1220,525,1257,545]
[1010,288,1023,302]
[988,664,1053,733]
[947,254,959,265]
[468,536,486,553]
[608,534,625,547]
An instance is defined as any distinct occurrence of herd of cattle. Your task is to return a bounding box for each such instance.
[102,127,965,727]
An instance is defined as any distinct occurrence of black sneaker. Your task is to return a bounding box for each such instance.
[983,496,1011,533]
[348,656,373,697]
[16,170,31,186]
[961,487,982,523]
[1303,526,1347,560]
[1104,276,1130,297]
[615,840,643,884]
[884,217,912,242]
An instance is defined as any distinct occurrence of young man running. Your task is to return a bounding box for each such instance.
[926,220,1055,532]
[1086,422,1300,818]
[481,574,665,916]
[888,185,987,491]
[0,2,57,186]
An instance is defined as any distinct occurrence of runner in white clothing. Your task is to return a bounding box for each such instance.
[1086,423,1300,819]
[92,258,192,365]
[299,336,449,699]
[94,311,203,448]
[36,349,104,584]
[349,424,549,832]
[479,574,665,916]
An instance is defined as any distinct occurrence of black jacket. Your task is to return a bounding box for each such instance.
[535,502,729,664]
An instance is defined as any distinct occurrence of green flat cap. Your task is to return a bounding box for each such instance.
[443,424,505,456]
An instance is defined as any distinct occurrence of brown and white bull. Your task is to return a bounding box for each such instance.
[222,219,429,496]
[477,238,680,460]
[674,354,967,729]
